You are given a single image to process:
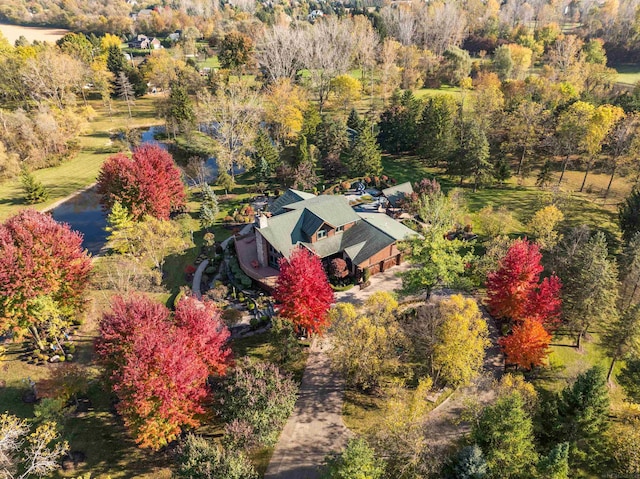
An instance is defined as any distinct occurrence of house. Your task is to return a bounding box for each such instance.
[235,189,421,291]
[127,34,161,49]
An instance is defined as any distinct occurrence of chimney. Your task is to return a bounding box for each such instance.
[255,213,269,229]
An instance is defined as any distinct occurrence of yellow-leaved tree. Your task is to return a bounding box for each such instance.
[329,74,362,113]
[264,78,308,144]
[432,295,489,387]
[528,204,564,251]
[328,292,405,391]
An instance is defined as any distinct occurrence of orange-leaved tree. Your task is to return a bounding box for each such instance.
[499,318,552,370]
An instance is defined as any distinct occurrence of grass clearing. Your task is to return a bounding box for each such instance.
[0,22,69,44]
[381,155,623,242]
[414,84,462,99]
[616,64,640,87]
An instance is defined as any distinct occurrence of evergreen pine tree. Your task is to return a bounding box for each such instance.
[472,392,539,478]
[493,156,512,185]
[347,108,365,132]
[417,94,458,166]
[253,129,279,179]
[377,91,422,153]
[301,105,322,140]
[449,121,490,191]
[295,134,310,167]
[20,170,49,204]
[556,367,610,464]
[166,82,195,138]
[450,445,489,479]
[561,232,619,349]
[536,161,554,188]
[106,44,125,76]
[201,183,219,214]
[537,443,570,479]
[255,156,271,183]
[105,201,135,254]
[619,187,640,243]
[346,124,382,177]
[199,204,217,231]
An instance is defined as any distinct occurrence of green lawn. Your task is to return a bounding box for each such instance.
[616,64,640,87]
[414,84,462,99]
[381,155,623,241]
[199,55,220,69]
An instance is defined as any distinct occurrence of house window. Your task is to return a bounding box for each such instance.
[317,229,327,240]
[336,225,344,233]
[268,244,281,269]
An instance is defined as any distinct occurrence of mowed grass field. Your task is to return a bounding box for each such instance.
[381,155,625,242]
[0,96,163,221]
[616,64,640,87]
[0,22,69,44]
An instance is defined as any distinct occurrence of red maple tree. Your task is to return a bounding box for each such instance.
[499,318,552,370]
[273,248,334,335]
[96,144,186,220]
[174,296,231,375]
[527,274,563,330]
[487,239,544,321]
[0,210,92,340]
[96,294,231,450]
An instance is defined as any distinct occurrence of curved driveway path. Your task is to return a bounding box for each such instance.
[264,338,350,479]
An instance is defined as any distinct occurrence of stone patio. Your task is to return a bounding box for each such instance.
[235,230,279,291]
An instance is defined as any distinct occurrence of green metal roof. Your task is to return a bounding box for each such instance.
[358,213,423,241]
[301,211,325,237]
[270,189,316,215]
[258,209,305,256]
[382,182,414,207]
[259,192,421,265]
[284,195,361,227]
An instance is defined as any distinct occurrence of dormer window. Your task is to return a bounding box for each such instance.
[317,229,327,239]
[336,225,344,233]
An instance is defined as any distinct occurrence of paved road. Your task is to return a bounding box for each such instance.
[264,338,351,479]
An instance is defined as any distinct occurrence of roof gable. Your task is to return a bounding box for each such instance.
[382,182,414,207]
[270,188,316,215]
[285,195,360,227]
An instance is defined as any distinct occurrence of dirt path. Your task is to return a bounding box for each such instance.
[422,303,503,454]
[264,338,351,479]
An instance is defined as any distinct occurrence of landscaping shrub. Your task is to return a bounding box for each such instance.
[176,434,258,479]
[221,308,242,324]
[217,360,298,448]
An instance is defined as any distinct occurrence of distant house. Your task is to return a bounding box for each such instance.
[307,9,324,21]
[235,189,421,290]
[168,31,181,42]
[127,35,161,49]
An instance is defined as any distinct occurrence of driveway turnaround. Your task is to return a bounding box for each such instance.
[264,338,350,479]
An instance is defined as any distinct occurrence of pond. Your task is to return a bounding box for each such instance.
[51,187,106,256]
[49,125,243,255]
